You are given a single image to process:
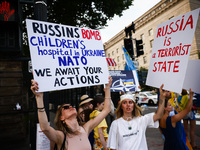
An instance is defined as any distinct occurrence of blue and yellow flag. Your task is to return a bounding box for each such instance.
[123,47,136,71]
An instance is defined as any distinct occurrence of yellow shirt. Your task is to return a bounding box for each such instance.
[89,110,108,139]
[177,94,189,111]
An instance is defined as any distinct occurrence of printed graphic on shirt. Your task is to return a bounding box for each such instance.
[123,130,139,137]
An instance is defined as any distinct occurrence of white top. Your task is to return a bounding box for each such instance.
[107,113,159,150]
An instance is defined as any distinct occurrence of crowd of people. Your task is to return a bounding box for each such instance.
[30,77,200,150]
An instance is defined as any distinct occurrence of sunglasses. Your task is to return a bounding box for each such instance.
[62,105,75,110]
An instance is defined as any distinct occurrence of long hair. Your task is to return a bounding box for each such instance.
[93,95,104,108]
[54,104,79,136]
[115,101,143,119]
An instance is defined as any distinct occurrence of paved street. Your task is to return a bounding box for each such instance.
[143,106,200,150]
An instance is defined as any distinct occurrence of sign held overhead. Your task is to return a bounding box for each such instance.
[26,19,109,92]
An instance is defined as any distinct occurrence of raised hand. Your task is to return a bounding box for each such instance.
[104,75,112,90]
[159,84,166,100]
[189,88,194,97]
[30,79,43,97]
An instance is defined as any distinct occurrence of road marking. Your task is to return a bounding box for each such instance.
[195,114,200,119]
[141,106,157,109]
[197,121,200,125]
[181,120,200,125]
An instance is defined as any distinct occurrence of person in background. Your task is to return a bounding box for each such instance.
[159,88,194,150]
[90,95,109,150]
[31,76,112,150]
[78,94,95,150]
[107,84,167,150]
[177,89,200,149]
[78,106,85,126]
[79,94,94,111]
[134,91,141,106]
[168,91,176,116]
[105,99,115,132]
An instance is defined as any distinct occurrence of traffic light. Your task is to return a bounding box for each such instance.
[124,38,134,58]
[135,39,144,57]
[0,0,22,54]
[125,22,135,37]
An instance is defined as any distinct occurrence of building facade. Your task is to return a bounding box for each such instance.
[104,0,200,70]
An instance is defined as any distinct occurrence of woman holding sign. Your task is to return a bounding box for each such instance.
[30,76,112,150]
[107,85,167,150]
[159,88,194,150]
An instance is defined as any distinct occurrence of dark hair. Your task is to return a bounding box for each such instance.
[83,109,93,122]
[93,95,104,108]
[181,89,188,96]
[164,99,169,108]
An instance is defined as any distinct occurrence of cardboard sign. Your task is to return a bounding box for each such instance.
[146,8,199,93]
[183,59,200,94]
[26,19,109,92]
[109,70,140,92]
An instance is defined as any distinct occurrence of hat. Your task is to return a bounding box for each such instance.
[79,95,93,106]
[120,93,135,102]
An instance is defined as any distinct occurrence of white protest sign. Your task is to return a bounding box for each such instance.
[146,8,199,93]
[36,123,50,150]
[26,19,109,92]
[183,59,200,94]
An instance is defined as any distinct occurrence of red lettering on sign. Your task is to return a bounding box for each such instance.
[156,14,194,38]
[153,60,180,73]
[81,29,101,40]
[157,43,191,58]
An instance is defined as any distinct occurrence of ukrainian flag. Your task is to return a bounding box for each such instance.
[123,79,134,85]
[123,47,136,71]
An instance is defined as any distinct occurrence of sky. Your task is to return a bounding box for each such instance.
[100,0,161,43]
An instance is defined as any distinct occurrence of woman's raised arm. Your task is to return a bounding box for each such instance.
[31,80,63,144]
[153,84,166,122]
[84,76,112,134]
[171,89,194,124]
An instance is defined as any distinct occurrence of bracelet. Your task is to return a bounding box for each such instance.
[37,107,45,109]
[38,109,45,112]
[105,97,111,99]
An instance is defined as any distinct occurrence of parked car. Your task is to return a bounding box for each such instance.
[136,91,158,105]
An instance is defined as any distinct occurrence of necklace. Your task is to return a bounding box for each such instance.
[76,126,82,141]
[123,116,133,130]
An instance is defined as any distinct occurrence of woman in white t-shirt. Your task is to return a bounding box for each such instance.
[107,84,169,150]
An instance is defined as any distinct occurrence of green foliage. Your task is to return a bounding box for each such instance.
[138,67,156,91]
[47,0,134,29]
[21,0,133,57]
[140,83,155,91]
[139,67,148,71]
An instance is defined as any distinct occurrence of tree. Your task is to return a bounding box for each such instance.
[21,0,134,56]
[138,67,155,91]
[47,0,134,29]
[22,0,134,30]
